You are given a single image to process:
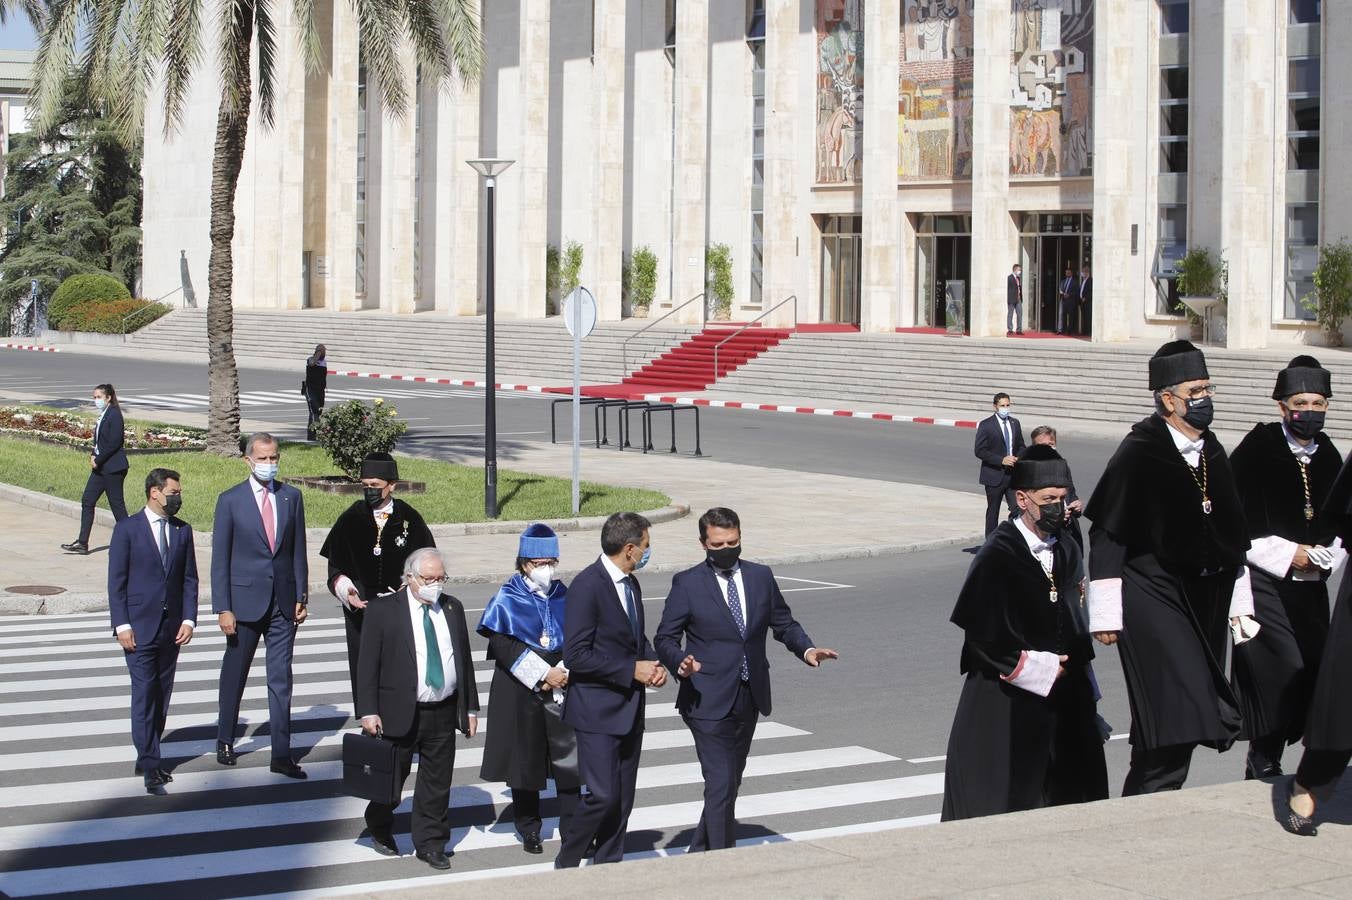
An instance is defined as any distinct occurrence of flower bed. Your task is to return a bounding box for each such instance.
[0,406,206,451]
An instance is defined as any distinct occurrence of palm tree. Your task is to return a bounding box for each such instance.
[31,0,483,454]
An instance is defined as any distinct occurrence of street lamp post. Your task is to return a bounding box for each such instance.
[467,158,515,519]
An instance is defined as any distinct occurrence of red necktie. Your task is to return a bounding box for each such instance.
[260,488,276,552]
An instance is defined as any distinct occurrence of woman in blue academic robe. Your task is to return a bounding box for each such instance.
[478,524,580,854]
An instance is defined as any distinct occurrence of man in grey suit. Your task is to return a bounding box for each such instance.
[213,432,310,778]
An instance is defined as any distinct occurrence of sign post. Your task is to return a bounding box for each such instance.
[562,287,598,515]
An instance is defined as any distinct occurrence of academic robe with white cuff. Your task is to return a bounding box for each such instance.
[1084,415,1250,753]
[1229,423,1344,745]
[940,520,1108,821]
[1300,455,1352,753]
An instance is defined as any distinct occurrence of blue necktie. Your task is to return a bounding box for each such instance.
[157,518,170,573]
[622,577,641,646]
[724,573,750,682]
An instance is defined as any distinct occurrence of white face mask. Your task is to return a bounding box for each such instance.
[415,582,442,604]
[527,565,555,592]
[94,397,106,411]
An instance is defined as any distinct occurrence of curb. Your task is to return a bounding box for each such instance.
[0,533,984,616]
[0,483,688,546]
[323,367,981,429]
[641,394,980,429]
[1,343,60,353]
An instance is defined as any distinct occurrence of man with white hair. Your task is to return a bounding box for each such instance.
[357,547,479,868]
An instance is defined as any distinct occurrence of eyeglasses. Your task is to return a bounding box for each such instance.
[1170,384,1217,400]
[417,575,449,585]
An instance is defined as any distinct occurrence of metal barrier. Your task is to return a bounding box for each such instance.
[549,396,609,444]
[642,403,703,457]
[711,294,798,384]
[621,291,706,379]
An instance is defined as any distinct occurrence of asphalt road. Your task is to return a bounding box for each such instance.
[0,350,1118,498]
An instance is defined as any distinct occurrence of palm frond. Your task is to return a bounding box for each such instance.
[32,0,88,134]
[290,0,324,73]
[353,0,408,116]
[439,0,482,83]
[402,0,450,88]
[159,0,204,134]
[216,0,256,120]
[254,0,277,127]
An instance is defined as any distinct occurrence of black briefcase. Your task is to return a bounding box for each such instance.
[342,731,402,805]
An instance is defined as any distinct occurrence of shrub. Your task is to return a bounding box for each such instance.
[48,273,131,330]
[314,398,409,480]
[706,243,734,315]
[1303,239,1352,342]
[545,244,561,313]
[60,298,168,334]
[630,246,657,310]
[1174,248,1220,299]
[561,240,584,297]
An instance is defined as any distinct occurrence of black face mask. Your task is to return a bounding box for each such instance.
[1182,396,1214,430]
[364,487,387,508]
[1287,409,1325,441]
[706,545,742,571]
[1034,500,1066,535]
[162,493,182,517]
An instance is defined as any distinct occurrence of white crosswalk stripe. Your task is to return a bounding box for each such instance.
[0,613,928,897]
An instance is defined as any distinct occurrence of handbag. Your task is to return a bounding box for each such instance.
[342,730,402,805]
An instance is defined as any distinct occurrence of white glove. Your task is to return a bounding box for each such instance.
[1230,615,1262,645]
[333,575,359,610]
[1306,546,1336,570]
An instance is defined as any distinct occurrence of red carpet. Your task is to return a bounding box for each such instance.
[563,325,793,398]
[895,326,1088,340]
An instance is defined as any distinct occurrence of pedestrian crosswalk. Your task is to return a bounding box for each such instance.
[0,609,940,898]
[116,385,533,412]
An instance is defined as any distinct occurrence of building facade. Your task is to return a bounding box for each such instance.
[141,0,1348,349]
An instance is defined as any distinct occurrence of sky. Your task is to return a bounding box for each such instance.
[0,18,38,52]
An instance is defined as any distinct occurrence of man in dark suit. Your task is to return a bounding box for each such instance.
[555,512,668,868]
[358,547,479,868]
[1076,263,1093,336]
[1007,263,1024,336]
[212,432,310,778]
[108,467,199,794]
[64,383,130,554]
[975,392,1026,535]
[1056,263,1076,335]
[656,507,838,852]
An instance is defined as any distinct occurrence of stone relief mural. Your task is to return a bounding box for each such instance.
[1009,0,1094,177]
[899,0,974,180]
[816,0,864,185]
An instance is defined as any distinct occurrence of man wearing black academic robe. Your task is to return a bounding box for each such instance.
[1086,413,1252,794]
[1230,421,1345,778]
[320,497,435,704]
[941,516,1108,820]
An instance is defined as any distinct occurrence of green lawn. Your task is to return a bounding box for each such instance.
[0,436,669,530]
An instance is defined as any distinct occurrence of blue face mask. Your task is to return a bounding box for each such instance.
[996,407,1010,420]
[94,397,106,411]
[251,461,279,482]
[635,546,651,570]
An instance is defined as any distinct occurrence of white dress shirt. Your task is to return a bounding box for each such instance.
[250,477,279,538]
[599,553,633,613]
[1165,420,1204,467]
[409,593,458,703]
[93,406,107,455]
[114,507,196,635]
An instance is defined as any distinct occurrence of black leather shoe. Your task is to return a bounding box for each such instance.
[270,758,307,779]
[369,831,398,857]
[61,541,89,554]
[144,771,169,795]
[156,768,173,783]
[522,832,543,854]
[415,848,451,870]
[1246,758,1283,780]
[216,741,237,766]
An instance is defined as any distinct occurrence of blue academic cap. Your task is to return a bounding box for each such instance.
[519,523,559,558]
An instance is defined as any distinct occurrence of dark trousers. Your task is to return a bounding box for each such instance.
[686,680,759,852]
[1122,741,1196,796]
[366,697,458,852]
[1007,300,1022,333]
[512,786,581,842]
[342,604,364,709]
[217,600,296,759]
[1247,733,1287,775]
[984,485,1017,535]
[306,399,323,441]
[78,468,128,544]
[556,725,643,867]
[1295,749,1352,801]
[125,610,180,771]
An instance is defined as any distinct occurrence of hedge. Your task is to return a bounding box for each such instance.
[48,273,131,330]
[58,297,168,334]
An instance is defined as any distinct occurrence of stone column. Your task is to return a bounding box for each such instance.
[762,0,800,327]
[1090,0,1137,342]
[592,0,627,321]
[968,0,1012,338]
[425,71,480,316]
[671,0,709,324]
[512,0,551,319]
[324,0,359,311]
[861,0,900,332]
[1325,3,1352,249]
[376,44,419,314]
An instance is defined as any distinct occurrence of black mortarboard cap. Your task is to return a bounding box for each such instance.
[1011,444,1074,490]
[1272,355,1332,400]
[1148,340,1210,391]
[359,451,399,482]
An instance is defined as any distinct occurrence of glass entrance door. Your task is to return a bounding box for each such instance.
[820,215,862,324]
[915,215,972,331]
[1017,213,1093,334]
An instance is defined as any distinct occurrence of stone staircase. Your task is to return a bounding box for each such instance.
[713,331,1352,443]
[125,308,699,386]
[620,325,793,393]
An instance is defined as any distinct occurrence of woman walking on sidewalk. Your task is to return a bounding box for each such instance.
[62,383,129,555]
[303,344,328,441]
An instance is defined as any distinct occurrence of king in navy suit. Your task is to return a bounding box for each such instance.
[212,432,310,778]
[555,512,668,868]
[107,468,199,794]
[655,508,838,851]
